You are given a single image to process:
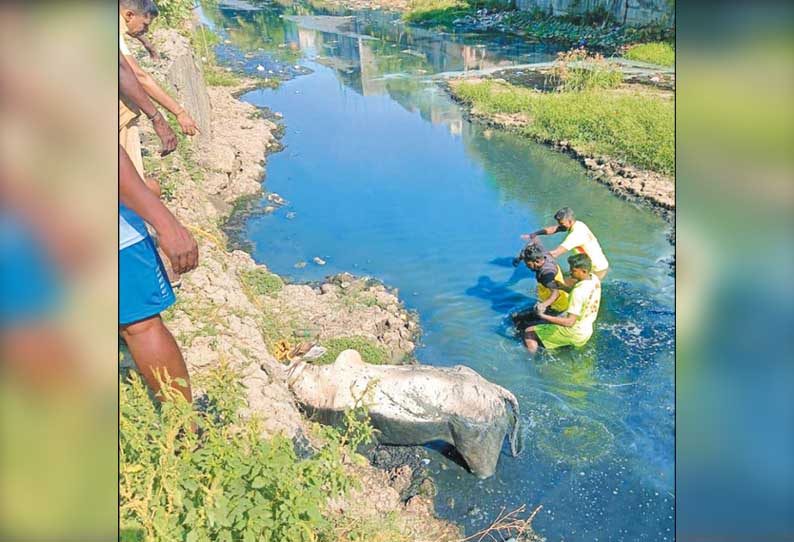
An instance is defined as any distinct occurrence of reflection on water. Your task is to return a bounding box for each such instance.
[202,3,674,541]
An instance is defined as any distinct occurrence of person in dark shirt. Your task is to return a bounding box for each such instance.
[515,241,570,315]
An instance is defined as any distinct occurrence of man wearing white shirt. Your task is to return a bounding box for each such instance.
[522,207,609,280]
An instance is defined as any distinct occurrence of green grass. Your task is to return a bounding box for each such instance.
[240,268,284,297]
[404,0,508,26]
[624,41,675,66]
[552,49,623,92]
[453,80,674,175]
[315,337,390,366]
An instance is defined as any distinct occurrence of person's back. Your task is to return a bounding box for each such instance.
[560,221,608,277]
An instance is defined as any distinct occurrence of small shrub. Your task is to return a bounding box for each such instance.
[624,41,675,66]
[315,337,390,366]
[151,0,196,29]
[551,48,623,92]
[120,362,373,542]
[240,268,284,297]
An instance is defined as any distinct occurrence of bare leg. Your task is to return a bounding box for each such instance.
[523,326,541,354]
[595,268,608,280]
[119,315,192,402]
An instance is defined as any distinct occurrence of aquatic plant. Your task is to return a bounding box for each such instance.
[120,362,375,542]
[624,41,675,66]
[534,412,615,465]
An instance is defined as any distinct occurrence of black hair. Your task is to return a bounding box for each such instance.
[568,253,592,272]
[522,244,546,262]
[120,0,159,16]
[554,207,575,222]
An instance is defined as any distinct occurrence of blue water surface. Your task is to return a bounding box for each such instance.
[204,3,675,540]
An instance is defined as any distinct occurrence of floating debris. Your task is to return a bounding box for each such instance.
[266,192,287,205]
[263,205,276,214]
[286,211,297,219]
[313,257,326,266]
[294,261,307,269]
[256,64,265,72]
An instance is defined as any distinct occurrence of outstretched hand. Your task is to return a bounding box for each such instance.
[177,111,199,136]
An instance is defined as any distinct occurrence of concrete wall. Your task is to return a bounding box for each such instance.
[515,0,674,27]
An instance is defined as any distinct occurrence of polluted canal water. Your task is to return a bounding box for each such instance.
[202,3,674,541]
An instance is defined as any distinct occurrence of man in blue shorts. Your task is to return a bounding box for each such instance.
[119,145,197,402]
[119,51,197,402]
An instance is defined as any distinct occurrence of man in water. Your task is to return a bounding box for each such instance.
[523,254,602,354]
[522,207,609,280]
[514,241,570,315]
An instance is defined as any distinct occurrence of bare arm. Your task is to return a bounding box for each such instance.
[122,52,198,135]
[521,225,561,240]
[536,288,560,312]
[538,311,577,327]
[120,145,198,274]
[549,245,566,258]
[120,51,176,156]
[135,34,160,61]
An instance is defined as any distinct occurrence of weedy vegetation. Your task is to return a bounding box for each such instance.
[120,362,377,542]
[623,41,675,66]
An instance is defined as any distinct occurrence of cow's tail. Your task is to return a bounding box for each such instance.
[502,388,522,456]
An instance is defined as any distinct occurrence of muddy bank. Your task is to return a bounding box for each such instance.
[443,76,675,220]
[128,26,464,541]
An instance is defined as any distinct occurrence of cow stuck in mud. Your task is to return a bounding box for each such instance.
[287,349,521,478]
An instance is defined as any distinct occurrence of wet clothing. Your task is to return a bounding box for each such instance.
[535,273,601,349]
[534,252,570,313]
[558,221,609,273]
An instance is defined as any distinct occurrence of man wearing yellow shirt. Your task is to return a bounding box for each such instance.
[523,254,602,354]
[522,207,609,280]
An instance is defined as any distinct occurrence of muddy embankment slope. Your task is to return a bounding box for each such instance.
[126,27,462,541]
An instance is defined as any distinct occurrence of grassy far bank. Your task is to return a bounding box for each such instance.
[404,0,674,52]
[623,41,675,66]
[452,79,674,175]
[404,0,505,27]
